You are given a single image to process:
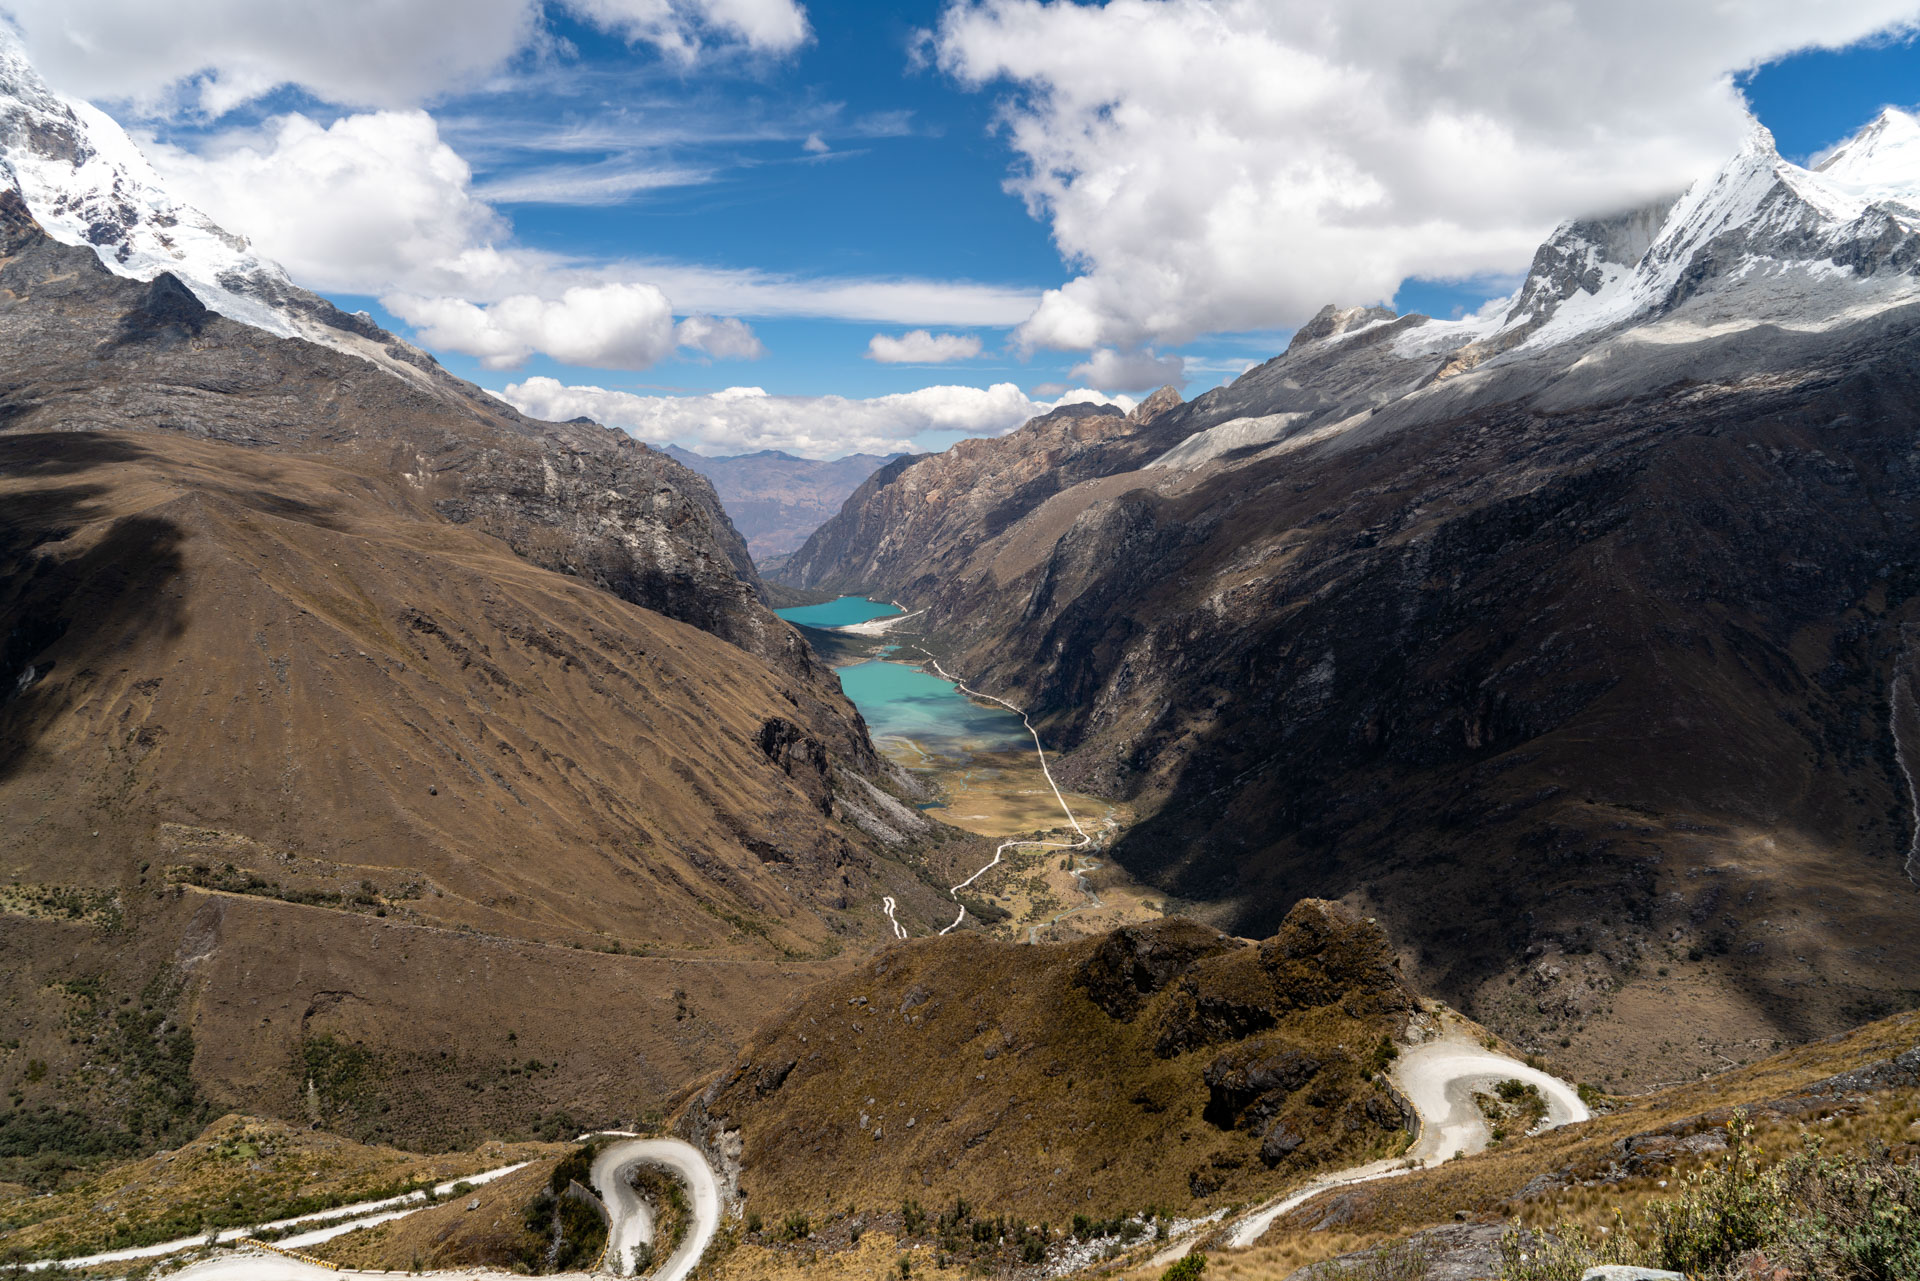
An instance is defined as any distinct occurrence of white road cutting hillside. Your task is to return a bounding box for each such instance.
[37,1135,720,1281]
[1202,1028,1591,1252]
[19,1160,530,1273]
[1394,1038,1589,1166]
[587,1134,722,1281]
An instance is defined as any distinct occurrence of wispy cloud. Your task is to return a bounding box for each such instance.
[136,102,1041,370]
[473,159,714,205]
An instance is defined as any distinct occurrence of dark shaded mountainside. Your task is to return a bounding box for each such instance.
[778,115,1920,1085]
[0,190,977,1166]
[663,445,905,561]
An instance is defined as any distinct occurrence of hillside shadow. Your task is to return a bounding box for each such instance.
[0,432,187,784]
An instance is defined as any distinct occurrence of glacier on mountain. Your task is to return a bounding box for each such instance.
[0,28,417,371]
[1145,110,1920,474]
[1394,112,1920,370]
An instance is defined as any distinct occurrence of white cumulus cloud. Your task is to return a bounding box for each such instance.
[933,0,1920,351]
[139,110,505,296]
[866,329,984,363]
[1069,347,1185,391]
[675,314,766,360]
[1,0,809,114]
[390,283,679,370]
[501,375,1133,456]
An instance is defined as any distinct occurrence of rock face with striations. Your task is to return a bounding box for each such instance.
[772,112,1920,1083]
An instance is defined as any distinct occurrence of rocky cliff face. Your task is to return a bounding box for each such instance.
[772,113,1920,1084]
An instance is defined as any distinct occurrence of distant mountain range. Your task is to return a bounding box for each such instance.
[663,445,905,561]
[779,109,1920,1087]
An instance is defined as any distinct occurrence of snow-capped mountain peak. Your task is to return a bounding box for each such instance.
[1815,106,1920,212]
[1389,108,1920,375]
[0,27,424,376]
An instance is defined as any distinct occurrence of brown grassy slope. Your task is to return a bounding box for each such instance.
[0,425,970,1154]
[0,1112,559,1263]
[684,903,1416,1222]
[309,1156,561,1273]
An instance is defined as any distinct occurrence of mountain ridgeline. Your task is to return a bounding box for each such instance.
[777,111,1920,1085]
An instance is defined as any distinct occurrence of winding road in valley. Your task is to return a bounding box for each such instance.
[587,1135,722,1281]
[48,628,1584,1281]
[907,646,1097,936]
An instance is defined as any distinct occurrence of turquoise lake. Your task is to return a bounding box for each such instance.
[834,660,1031,757]
[773,596,903,628]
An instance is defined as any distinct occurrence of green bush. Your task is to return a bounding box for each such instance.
[1644,1118,1778,1275]
[1162,1251,1206,1281]
[1500,1111,1920,1281]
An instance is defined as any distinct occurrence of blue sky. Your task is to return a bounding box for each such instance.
[17,0,1920,456]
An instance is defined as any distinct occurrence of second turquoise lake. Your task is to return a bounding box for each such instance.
[834,660,1031,756]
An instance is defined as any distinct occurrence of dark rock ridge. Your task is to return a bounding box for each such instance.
[771,113,1920,1082]
[777,394,1183,594]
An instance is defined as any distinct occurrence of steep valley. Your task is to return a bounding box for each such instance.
[778,118,1920,1086]
[6,25,1920,1281]
[663,447,905,561]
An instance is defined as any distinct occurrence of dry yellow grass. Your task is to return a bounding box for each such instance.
[307,1156,560,1272]
[0,1113,560,1265]
[720,1230,937,1281]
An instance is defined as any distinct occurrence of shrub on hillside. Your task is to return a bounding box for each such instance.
[1162,1250,1206,1281]
[1308,1239,1433,1281]
[1499,1111,1920,1280]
